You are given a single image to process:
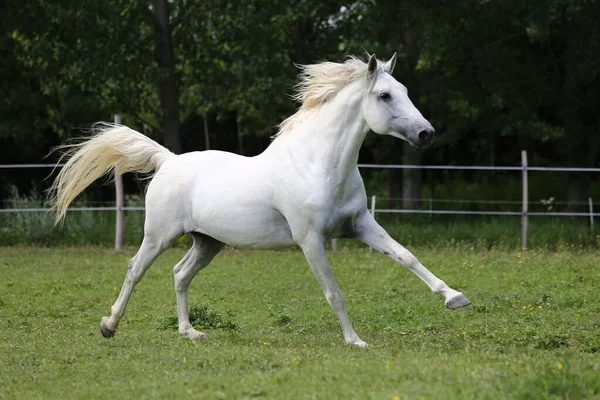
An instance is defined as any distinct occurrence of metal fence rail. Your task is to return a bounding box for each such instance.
[2,150,599,248]
[372,209,599,217]
[358,164,600,172]
[0,207,145,212]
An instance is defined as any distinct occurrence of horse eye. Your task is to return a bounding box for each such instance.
[379,92,391,101]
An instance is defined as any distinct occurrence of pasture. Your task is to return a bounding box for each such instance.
[1,245,599,399]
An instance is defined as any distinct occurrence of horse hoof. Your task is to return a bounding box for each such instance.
[100,317,116,338]
[191,333,208,341]
[180,329,208,341]
[346,338,369,347]
[445,293,472,309]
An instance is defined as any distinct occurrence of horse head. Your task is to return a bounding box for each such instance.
[362,54,435,150]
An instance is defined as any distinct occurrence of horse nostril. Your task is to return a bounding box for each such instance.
[418,129,434,142]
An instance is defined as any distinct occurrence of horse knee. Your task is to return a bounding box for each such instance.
[126,258,146,285]
[395,248,419,269]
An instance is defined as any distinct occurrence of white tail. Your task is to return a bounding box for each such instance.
[49,123,174,223]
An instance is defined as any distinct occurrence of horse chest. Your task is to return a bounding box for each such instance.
[286,179,364,237]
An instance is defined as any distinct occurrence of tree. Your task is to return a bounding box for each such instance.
[336,0,430,208]
[3,0,599,206]
[7,0,189,151]
[151,0,181,153]
[417,0,600,206]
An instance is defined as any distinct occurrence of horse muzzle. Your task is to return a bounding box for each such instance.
[414,127,435,149]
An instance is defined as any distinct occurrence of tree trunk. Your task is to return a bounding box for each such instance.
[489,132,496,166]
[152,0,181,153]
[402,143,423,209]
[562,31,589,212]
[236,114,244,155]
[203,112,210,150]
[400,29,423,210]
[387,143,402,209]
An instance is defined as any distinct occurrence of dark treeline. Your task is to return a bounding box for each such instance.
[1,0,599,207]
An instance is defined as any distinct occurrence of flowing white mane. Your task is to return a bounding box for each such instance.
[276,57,370,137]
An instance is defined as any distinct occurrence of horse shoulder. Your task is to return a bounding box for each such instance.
[340,168,368,211]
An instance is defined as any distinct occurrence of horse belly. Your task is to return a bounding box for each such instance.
[194,204,295,249]
[187,172,294,249]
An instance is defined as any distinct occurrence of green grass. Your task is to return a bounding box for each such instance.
[1,246,599,399]
[380,215,600,250]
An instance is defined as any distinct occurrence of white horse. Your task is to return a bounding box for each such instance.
[50,54,470,347]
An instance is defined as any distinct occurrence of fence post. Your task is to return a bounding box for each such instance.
[369,195,376,253]
[589,197,594,232]
[114,114,124,250]
[371,195,377,219]
[521,151,528,249]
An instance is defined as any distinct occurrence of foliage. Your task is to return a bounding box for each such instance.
[158,305,239,332]
[8,0,155,136]
[1,247,599,399]
[1,0,599,201]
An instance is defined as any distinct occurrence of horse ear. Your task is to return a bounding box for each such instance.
[384,53,397,74]
[367,54,379,81]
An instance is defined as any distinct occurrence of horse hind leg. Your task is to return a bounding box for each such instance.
[100,234,174,338]
[173,233,223,340]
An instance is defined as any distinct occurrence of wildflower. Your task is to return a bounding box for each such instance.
[557,363,563,370]
[538,305,542,309]
[393,396,401,400]
[263,341,269,346]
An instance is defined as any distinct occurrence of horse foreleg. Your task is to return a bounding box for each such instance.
[100,237,166,338]
[173,233,223,340]
[354,212,471,309]
[300,234,368,347]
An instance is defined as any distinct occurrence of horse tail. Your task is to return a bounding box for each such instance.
[49,123,175,224]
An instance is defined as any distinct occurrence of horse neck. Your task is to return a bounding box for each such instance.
[271,81,369,180]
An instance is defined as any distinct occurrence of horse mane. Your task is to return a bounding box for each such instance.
[275,56,370,138]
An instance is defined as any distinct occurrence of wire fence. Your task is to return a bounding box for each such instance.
[1,151,599,248]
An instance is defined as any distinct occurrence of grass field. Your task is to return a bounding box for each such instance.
[1,245,599,399]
